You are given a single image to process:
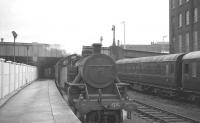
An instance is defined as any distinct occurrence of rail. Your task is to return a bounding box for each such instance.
[130,99,199,123]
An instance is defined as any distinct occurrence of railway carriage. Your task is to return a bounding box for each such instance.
[182,51,200,98]
[116,51,200,101]
[116,54,185,95]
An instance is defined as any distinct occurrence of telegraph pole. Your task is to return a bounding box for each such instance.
[121,21,126,49]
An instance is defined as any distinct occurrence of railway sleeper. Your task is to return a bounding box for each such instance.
[136,111,191,123]
[186,94,200,104]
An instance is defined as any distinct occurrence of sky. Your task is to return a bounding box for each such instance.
[0,0,169,54]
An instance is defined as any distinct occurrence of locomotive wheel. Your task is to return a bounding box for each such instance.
[80,114,87,123]
[86,111,101,123]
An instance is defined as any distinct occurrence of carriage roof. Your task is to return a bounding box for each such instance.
[116,53,184,64]
[182,51,200,60]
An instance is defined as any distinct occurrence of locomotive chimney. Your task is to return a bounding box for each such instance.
[92,43,102,54]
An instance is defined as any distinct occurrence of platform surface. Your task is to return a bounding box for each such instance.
[0,80,80,123]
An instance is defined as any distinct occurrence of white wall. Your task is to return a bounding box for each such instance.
[0,58,38,99]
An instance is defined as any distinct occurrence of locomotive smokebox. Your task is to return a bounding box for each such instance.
[92,43,102,54]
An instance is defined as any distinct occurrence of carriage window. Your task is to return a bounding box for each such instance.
[170,63,175,73]
[141,63,144,73]
[160,63,165,75]
[132,64,135,73]
[120,65,123,72]
[184,64,189,74]
[120,65,122,72]
[122,65,124,72]
[127,64,131,73]
[150,63,154,74]
[156,64,161,74]
[126,65,128,72]
[197,62,200,77]
[153,63,156,74]
[117,65,120,71]
[127,64,129,73]
[136,64,140,73]
[192,62,197,77]
[123,64,125,72]
[166,64,169,75]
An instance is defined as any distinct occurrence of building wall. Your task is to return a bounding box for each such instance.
[123,42,169,53]
[0,42,66,58]
[0,59,38,99]
[82,45,167,61]
[169,0,200,53]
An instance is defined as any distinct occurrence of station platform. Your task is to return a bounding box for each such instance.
[0,80,80,123]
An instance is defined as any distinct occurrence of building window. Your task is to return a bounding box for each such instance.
[171,0,175,8]
[194,8,198,23]
[186,33,190,52]
[179,13,182,27]
[193,31,198,50]
[178,35,182,52]
[186,10,190,25]
[179,0,182,6]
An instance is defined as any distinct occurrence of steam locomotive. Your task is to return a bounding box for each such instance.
[116,51,200,102]
[55,43,135,123]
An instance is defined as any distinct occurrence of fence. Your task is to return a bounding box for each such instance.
[0,58,38,100]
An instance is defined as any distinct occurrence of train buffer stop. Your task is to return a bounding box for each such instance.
[0,80,81,123]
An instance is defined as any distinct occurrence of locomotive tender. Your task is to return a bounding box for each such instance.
[116,51,200,101]
[55,43,135,123]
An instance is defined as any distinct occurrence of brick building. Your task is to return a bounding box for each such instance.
[169,0,200,53]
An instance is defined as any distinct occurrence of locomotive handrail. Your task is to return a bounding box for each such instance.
[114,83,122,99]
[65,82,89,99]
[65,82,85,86]
[116,83,130,86]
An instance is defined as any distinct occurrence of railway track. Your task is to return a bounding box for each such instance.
[128,99,199,123]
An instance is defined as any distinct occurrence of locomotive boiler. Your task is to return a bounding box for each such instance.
[56,43,136,123]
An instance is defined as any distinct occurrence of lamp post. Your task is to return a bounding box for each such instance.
[100,36,103,44]
[27,46,29,64]
[121,21,126,49]
[1,38,3,42]
[12,31,17,62]
[112,25,116,46]
[162,35,167,42]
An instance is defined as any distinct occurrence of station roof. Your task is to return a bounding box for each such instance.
[116,53,184,64]
[182,51,200,60]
